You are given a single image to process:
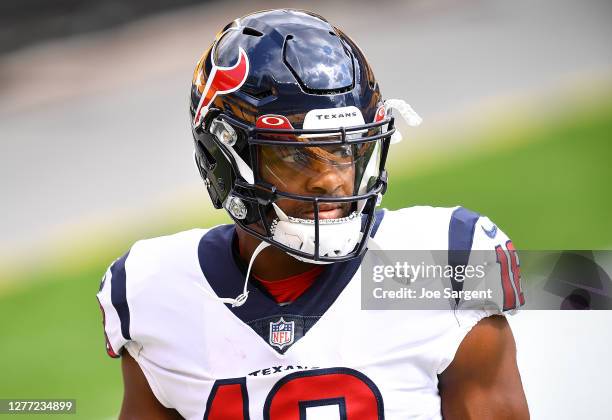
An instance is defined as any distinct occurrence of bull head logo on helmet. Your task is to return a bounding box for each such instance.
[193,47,249,127]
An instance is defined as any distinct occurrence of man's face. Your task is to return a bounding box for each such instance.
[258,143,362,220]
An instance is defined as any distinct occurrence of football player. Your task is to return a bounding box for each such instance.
[97,9,529,419]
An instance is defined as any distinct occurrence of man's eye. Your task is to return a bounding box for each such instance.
[332,146,353,159]
[281,150,307,165]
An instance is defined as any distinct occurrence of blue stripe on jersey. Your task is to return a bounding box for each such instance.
[110,251,131,340]
[448,207,480,299]
[448,207,480,253]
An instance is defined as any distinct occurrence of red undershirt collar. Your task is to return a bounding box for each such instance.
[254,266,324,304]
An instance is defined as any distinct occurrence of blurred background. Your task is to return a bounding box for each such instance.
[1,0,611,418]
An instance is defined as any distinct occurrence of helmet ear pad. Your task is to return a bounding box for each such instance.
[193,129,234,210]
[194,114,272,225]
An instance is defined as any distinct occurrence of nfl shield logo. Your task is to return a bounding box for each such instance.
[269,317,295,350]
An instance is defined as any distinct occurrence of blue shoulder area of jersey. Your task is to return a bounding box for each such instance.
[448,206,480,300]
[448,206,480,254]
[197,209,385,352]
[109,251,132,341]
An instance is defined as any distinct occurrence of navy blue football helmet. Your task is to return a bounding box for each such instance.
[190,9,396,263]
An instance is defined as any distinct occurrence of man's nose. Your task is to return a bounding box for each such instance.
[305,163,346,196]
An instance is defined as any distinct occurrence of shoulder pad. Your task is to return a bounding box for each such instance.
[448,209,524,313]
[95,228,209,358]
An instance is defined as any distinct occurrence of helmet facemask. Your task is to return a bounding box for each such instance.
[212,114,394,263]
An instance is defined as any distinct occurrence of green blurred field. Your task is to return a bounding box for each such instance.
[384,94,612,250]
[0,93,611,419]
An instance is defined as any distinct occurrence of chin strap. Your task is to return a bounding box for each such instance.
[197,240,270,307]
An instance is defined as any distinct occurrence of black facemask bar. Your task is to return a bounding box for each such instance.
[216,113,395,262]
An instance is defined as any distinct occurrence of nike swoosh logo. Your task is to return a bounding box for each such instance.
[481,224,497,239]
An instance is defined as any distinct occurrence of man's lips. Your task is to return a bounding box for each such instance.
[301,204,349,220]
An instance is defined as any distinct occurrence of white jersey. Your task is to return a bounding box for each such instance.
[97,206,523,419]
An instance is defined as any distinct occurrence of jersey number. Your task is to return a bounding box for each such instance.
[204,367,384,420]
[495,240,525,310]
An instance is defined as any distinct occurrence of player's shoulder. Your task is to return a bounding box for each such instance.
[128,228,209,264]
[383,205,458,223]
[101,227,213,292]
[377,206,522,313]
[96,227,217,358]
[381,205,469,230]
[377,205,512,250]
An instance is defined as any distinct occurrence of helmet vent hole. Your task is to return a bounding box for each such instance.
[242,27,263,37]
[242,86,273,100]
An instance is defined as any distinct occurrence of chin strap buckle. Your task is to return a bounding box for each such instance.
[232,292,250,307]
